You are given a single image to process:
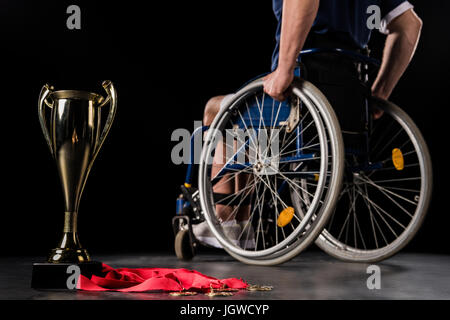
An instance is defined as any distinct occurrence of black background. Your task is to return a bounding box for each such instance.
[0,0,448,257]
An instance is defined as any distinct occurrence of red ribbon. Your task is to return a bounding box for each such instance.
[77,263,247,292]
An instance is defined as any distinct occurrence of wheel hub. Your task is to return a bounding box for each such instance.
[253,157,279,176]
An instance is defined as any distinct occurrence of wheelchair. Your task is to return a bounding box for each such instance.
[173,48,433,266]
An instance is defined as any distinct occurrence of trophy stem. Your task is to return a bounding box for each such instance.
[63,211,78,233]
[47,211,91,263]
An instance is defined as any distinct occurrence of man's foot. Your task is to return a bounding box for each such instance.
[238,220,256,249]
[192,220,242,249]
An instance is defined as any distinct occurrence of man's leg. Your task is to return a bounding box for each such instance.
[194,95,255,248]
[205,96,253,222]
[203,96,236,222]
[203,96,225,127]
[192,96,239,247]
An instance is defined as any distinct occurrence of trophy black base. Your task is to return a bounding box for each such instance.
[31,261,103,289]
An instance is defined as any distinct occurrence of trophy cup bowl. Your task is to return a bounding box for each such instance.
[32,81,117,288]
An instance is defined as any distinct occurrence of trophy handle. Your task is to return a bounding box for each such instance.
[93,80,117,159]
[75,80,117,213]
[38,84,55,156]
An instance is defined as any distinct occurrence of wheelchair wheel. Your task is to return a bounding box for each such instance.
[198,79,344,265]
[175,229,196,261]
[311,98,432,262]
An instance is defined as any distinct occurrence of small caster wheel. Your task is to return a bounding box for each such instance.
[175,229,195,261]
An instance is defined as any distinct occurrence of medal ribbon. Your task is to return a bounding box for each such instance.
[77,263,247,292]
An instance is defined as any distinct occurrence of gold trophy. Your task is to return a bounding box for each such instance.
[32,81,117,288]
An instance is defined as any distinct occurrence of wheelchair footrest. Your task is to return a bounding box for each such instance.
[180,185,203,221]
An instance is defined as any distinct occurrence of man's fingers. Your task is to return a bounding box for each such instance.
[264,87,287,101]
[284,85,292,97]
[371,106,384,120]
[263,76,290,101]
[270,92,285,101]
[278,93,287,101]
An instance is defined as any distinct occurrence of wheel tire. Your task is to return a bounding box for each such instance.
[198,79,345,265]
[175,229,195,261]
[315,98,433,262]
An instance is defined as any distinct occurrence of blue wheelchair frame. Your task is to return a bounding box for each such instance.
[177,48,382,216]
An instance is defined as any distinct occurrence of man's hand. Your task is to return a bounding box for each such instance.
[370,89,387,120]
[370,105,385,120]
[264,0,319,101]
[263,67,294,101]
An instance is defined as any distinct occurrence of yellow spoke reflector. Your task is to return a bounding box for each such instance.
[277,207,295,227]
[314,174,320,181]
[392,148,404,171]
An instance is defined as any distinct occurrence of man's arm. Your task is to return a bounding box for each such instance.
[264,0,319,101]
[371,9,422,117]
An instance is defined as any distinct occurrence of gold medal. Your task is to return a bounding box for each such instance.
[246,284,273,291]
[216,288,239,292]
[204,284,234,297]
[169,291,198,296]
[215,284,239,292]
[205,291,234,297]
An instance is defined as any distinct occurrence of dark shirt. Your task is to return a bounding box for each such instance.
[271,0,408,70]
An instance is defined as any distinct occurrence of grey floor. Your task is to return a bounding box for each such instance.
[1,251,449,300]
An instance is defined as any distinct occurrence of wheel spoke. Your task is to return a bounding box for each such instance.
[360,175,418,209]
[354,188,405,234]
